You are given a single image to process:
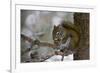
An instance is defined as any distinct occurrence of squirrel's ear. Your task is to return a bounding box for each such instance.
[54,25,57,28]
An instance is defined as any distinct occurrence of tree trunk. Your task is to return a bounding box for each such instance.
[74,13,90,60]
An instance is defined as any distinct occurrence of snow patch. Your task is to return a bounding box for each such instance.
[45,54,73,62]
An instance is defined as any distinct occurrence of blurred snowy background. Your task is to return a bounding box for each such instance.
[21,10,74,62]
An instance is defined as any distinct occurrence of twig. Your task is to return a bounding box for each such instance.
[21,34,56,48]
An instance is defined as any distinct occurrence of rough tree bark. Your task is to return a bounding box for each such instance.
[74,13,90,60]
